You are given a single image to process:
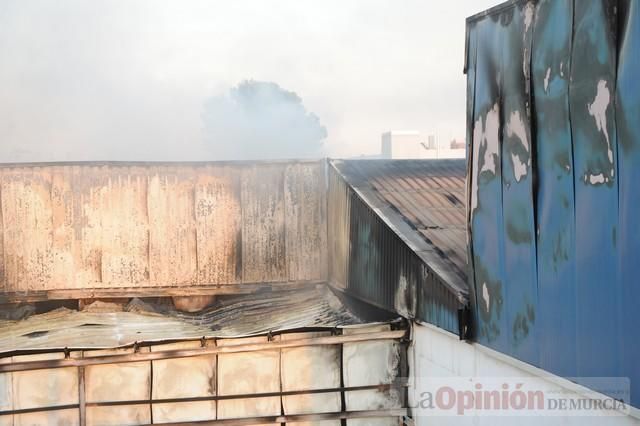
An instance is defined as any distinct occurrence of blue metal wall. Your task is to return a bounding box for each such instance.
[466,0,640,407]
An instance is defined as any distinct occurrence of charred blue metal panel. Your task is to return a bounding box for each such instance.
[469,11,509,354]
[467,0,640,407]
[531,0,577,378]
[499,2,539,366]
[570,0,622,381]
[464,18,478,337]
[617,0,640,407]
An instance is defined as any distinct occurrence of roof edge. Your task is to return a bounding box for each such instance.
[0,158,326,168]
[328,159,469,304]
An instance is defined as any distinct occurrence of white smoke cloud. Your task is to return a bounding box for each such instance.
[0,0,499,162]
[202,80,327,160]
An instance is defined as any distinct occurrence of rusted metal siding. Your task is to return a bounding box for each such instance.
[328,161,466,335]
[284,163,328,281]
[0,161,327,296]
[466,0,640,407]
[194,165,242,285]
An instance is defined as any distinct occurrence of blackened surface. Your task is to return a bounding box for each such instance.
[467,0,640,408]
[532,0,577,378]
[570,0,621,381]
[328,160,466,334]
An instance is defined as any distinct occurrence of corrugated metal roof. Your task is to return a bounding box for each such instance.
[330,159,468,295]
[0,285,398,353]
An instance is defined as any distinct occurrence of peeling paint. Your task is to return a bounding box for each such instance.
[470,116,483,213]
[510,154,526,182]
[588,80,614,166]
[524,2,535,32]
[471,104,502,215]
[506,111,531,182]
[467,0,638,406]
[483,105,501,175]
[587,173,606,185]
[482,282,490,313]
[394,274,410,318]
[544,67,551,93]
[474,104,500,179]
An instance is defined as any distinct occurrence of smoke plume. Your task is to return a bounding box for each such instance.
[202,80,327,160]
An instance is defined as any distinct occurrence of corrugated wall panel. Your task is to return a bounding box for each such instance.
[0,161,326,296]
[1,167,55,292]
[75,166,110,289]
[570,0,621,380]
[327,167,349,291]
[241,164,286,283]
[616,0,640,408]
[100,167,150,287]
[195,165,243,285]
[464,13,478,337]
[500,1,538,365]
[284,163,327,282]
[467,0,640,407]
[148,167,198,286]
[469,13,509,352]
[531,0,577,378]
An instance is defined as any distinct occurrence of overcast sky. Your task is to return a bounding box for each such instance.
[0,0,499,161]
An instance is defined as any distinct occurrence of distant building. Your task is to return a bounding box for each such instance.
[426,134,437,149]
[381,131,465,159]
[381,130,422,159]
[450,138,465,149]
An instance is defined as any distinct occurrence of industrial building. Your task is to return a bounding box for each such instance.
[0,158,467,425]
[1,0,640,425]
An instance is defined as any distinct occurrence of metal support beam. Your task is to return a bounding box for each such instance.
[0,383,409,417]
[0,280,325,304]
[142,409,408,425]
[0,330,406,373]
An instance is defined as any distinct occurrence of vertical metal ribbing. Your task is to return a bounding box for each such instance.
[339,336,347,426]
[149,357,154,424]
[78,355,86,426]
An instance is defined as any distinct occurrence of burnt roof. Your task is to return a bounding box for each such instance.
[330,159,468,295]
[0,285,399,354]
